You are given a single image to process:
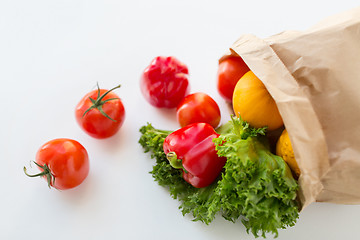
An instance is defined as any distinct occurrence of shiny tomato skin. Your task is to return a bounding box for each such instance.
[140,56,190,108]
[176,92,221,128]
[36,138,89,190]
[217,56,250,102]
[75,89,125,139]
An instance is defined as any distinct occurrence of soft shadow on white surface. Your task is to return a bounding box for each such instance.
[153,108,178,124]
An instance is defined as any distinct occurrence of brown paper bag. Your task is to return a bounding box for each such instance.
[228,7,360,209]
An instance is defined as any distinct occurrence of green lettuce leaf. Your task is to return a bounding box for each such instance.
[139,123,220,219]
[139,123,192,198]
[213,117,299,237]
[139,117,299,238]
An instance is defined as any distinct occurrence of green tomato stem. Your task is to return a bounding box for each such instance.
[82,83,121,122]
[24,162,55,189]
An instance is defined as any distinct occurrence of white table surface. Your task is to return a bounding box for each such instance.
[1,1,360,239]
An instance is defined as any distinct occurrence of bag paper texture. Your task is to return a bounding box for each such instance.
[228,7,360,209]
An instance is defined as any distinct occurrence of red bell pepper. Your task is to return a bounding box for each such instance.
[163,122,227,188]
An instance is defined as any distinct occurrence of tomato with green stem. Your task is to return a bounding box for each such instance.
[24,138,89,190]
[75,83,125,139]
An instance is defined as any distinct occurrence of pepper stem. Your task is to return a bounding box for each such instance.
[82,83,121,122]
[166,152,188,173]
[24,162,55,189]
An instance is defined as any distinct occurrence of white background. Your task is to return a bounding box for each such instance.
[1,1,360,239]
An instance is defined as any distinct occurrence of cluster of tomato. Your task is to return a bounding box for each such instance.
[25,53,297,191]
[24,54,248,190]
[24,84,126,190]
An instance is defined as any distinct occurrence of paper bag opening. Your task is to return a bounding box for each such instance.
[229,7,360,209]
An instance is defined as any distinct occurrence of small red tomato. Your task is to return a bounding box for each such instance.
[217,56,250,102]
[24,138,89,190]
[75,84,125,139]
[176,92,221,128]
[140,56,190,108]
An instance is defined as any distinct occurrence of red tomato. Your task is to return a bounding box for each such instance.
[24,138,89,190]
[176,92,221,128]
[217,56,250,102]
[75,84,125,139]
[140,56,190,108]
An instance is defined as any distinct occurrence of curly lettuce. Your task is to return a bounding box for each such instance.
[213,117,299,237]
[139,117,299,238]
